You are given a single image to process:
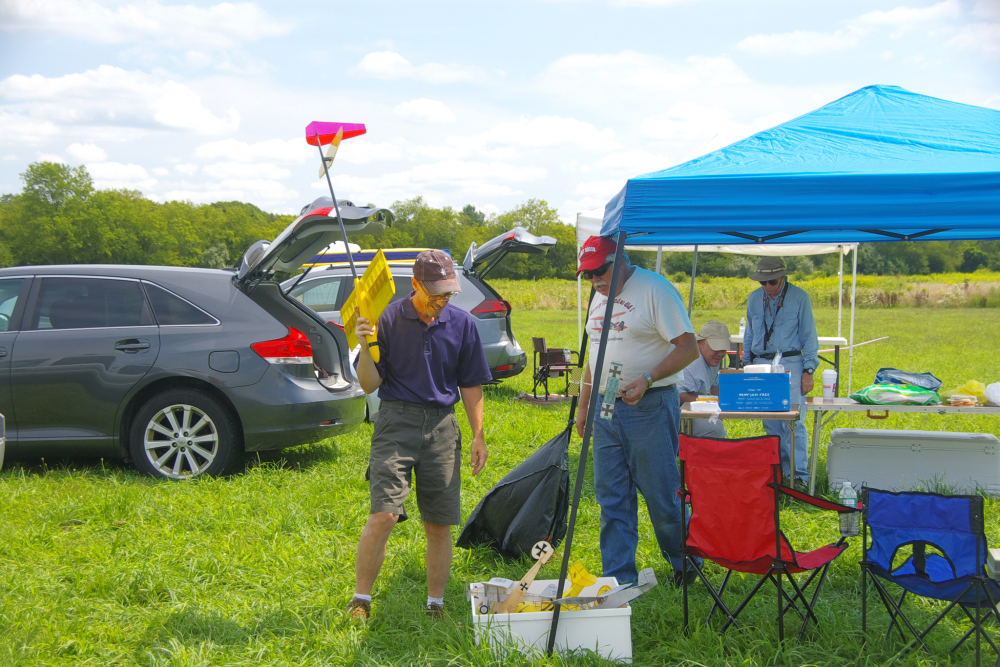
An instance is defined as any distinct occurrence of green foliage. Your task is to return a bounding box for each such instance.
[0,163,292,268]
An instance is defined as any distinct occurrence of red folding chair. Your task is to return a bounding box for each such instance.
[678,434,859,642]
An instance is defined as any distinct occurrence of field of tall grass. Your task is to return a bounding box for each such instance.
[490,271,1000,311]
[1,298,999,665]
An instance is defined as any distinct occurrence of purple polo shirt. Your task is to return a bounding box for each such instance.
[367,293,492,407]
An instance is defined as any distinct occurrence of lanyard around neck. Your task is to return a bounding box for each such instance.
[762,281,789,350]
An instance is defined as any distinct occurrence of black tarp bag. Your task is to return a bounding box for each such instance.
[456,426,570,558]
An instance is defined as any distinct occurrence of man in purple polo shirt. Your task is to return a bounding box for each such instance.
[346,249,492,621]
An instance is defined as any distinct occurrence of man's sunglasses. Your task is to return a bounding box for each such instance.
[582,262,613,280]
[759,278,781,286]
[417,282,458,302]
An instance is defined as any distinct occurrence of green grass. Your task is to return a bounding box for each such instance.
[1,307,999,666]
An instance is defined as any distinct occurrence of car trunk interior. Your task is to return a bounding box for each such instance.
[246,282,352,387]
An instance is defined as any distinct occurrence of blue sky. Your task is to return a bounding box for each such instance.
[1,0,997,221]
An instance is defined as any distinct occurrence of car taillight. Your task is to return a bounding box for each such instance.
[494,364,514,372]
[252,327,313,364]
[471,299,511,317]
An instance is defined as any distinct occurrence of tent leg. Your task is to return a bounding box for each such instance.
[848,246,858,395]
[687,246,698,317]
[838,247,844,339]
[656,246,663,274]
[546,230,628,657]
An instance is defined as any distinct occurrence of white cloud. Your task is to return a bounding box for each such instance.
[394,98,456,123]
[855,0,961,27]
[642,103,792,144]
[0,66,239,136]
[0,0,291,50]
[202,162,291,179]
[86,161,157,190]
[588,149,671,174]
[0,110,61,145]
[456,116,619,153]
[164,179,298,206]
[336,140,404,164]
[574,178,628,199]
[355,51,483,84]
[737,30,861,55]
[36,152,67,164]
[974,0,1000,21]
[480,204,499,217]
[66,142,107,162]
[151,167,169,176]
[948,21,1000,57]
[194,138,311,162]
[2,155,16,161]
[175,163,199,175]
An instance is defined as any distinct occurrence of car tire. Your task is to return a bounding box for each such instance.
[129,389,243,479]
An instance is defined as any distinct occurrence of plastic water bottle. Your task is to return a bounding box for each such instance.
[739,317,746,336]
[839,482,859,536]
[563,347,571,362]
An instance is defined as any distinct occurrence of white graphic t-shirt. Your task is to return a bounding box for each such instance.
[587,267,694,394]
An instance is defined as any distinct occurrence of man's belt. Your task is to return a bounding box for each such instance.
[756,350,802,359]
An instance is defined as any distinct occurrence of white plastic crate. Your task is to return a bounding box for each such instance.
[827,428,1000,494]
[469,576,632,662]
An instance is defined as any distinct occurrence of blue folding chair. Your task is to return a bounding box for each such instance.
[861,487,1000,666]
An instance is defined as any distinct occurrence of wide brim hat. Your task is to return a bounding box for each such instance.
[749,257,789,282]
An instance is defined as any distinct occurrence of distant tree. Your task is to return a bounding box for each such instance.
[960,247,989,273]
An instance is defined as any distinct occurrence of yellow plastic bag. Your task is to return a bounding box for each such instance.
[940,380,987,402]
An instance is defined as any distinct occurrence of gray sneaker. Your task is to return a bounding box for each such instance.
[425,602,445,620]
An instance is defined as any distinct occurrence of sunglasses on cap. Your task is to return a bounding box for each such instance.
[759,278,781,286]
[582,262,613,280]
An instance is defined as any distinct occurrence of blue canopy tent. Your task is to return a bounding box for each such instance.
[546,85,1000,654]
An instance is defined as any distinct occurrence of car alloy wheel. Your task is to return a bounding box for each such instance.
[130,389,241,480]
[143,403,219,479]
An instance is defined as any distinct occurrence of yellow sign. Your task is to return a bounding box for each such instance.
[340,249,395,362]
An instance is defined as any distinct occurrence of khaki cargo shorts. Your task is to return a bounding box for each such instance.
[368,400,463,525]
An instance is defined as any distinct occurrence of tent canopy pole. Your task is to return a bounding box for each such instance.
[848,245,858,394]
[687,246,698,317]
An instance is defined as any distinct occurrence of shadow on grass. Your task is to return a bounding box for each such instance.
[0,455,135,479]
[245,438,342,473]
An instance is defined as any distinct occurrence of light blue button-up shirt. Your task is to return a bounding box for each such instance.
[742,282,819,372]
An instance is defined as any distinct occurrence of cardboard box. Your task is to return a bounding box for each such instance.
[469,576,632,662]
[718,371,792,412]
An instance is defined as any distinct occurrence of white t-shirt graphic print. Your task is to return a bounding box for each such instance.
[586,267,694,395]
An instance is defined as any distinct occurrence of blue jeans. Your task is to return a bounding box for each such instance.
[754,355,809,482]
[592,386,683,584]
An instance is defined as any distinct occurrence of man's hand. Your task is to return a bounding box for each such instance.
[575,403,588,438]
[355,308,375,356]
[618,377,648,405]
[801,371,815,394]
[470,434,488,475]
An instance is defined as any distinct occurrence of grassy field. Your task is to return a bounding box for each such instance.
[1,306,999,666]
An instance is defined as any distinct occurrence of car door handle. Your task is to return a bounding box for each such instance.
[115,339,151,353]
[0,347,6,358]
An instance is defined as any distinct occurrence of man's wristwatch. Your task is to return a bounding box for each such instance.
[804,368,815,375]
[643,373,653,387]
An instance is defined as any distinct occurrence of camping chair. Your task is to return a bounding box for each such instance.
[678,433,859,642]
[860,488,1000,666]
[531,337,579,399]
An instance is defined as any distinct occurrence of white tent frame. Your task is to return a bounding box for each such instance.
[576,208,861,393]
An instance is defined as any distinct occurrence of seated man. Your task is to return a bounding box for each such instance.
[678,321,731,438]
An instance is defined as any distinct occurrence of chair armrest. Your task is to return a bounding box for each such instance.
[774,483,862,514]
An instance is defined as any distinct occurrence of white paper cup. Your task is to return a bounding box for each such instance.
[822,369,838,401]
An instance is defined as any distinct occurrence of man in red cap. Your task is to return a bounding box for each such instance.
[575,235,699,587]
[347,249,492,620]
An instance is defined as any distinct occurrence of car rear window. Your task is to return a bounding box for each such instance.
[143,283,217,325]
[34,277,154,329]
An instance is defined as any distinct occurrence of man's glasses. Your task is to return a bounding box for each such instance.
[759,278,781,286]
[582,262,613,280]
[417,282,457,302]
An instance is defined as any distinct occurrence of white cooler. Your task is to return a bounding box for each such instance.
[827,428,1000,495]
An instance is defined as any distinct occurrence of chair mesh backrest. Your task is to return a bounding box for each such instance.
[532,337,547,354]
[680,434,786,562]
[866,489,985,580]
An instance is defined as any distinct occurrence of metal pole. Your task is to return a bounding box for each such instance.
[838,247,845,339]
[848,245,858,395]
[314,135,359,282]
[687,246,698,317]
[656,246,663,274]
[547,230,627,656]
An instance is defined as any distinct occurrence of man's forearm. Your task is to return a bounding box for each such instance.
[460,385,484,438]
[355,350,382,394]
[649,333,699,383]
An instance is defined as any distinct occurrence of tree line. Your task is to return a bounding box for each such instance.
[2,162,999,279]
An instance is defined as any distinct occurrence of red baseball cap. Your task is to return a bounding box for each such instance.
[576,236,618,276]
